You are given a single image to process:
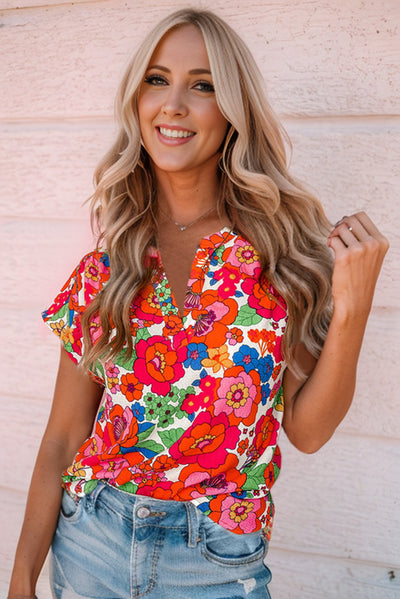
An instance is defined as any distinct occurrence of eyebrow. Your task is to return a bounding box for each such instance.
[147,64,212,75]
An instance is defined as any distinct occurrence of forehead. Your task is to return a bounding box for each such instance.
[148,24,211,70]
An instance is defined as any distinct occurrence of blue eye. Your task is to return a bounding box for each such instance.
[144,75,168,86]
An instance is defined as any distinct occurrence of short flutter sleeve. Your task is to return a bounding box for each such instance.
[42,251,110,378]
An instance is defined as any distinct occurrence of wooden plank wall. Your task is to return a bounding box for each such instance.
[1,0,399,597]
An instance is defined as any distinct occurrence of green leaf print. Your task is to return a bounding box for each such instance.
[136,424,156,443]
[135,439,165,454]
[49,302,69,322]
[117,348,137,370]
[158,427,185,449]
[242,463,266,490]
[118,482,138,494]
[234,304,263,326]
[83,479,98,494]
[136,328,151,342]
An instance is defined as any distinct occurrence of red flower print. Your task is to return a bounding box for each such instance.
[172,453,246,500]
[181,375,217,413]
[134,332,187,395]
[209,495,266,534]
[120,372,143,402]
[169,411,239,468]
[213,265,241,299]
[132,288,163,324]
[102,405,138,452]
[246,409,280,464]
[241,278,287,321]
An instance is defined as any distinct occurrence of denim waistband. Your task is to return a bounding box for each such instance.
[85,482,201,548]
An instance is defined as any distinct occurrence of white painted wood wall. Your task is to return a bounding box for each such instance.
[1,0,399,597]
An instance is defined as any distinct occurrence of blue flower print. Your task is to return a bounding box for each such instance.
[261,383,271,405]
[184,342,208,370]
[233,345,259,373]
[258,355,274,383]
[131,402,145,422]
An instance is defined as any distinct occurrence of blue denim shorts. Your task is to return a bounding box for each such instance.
[50,483,271,599]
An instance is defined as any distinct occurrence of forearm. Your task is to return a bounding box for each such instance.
[283,309,368,453]
[8,438,69,598]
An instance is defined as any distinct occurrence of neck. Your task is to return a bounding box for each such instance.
[153,162,221,223]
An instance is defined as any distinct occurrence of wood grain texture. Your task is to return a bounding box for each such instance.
[271,433,400,566]
[267,548,400,599]
[0,0,399,119]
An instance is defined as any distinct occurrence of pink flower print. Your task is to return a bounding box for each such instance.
[218,496,261,533]
[214,371,258,419]
[229,240,260,276]
[105,361,121,394]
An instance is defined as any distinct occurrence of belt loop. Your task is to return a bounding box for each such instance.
[184,502,200,548]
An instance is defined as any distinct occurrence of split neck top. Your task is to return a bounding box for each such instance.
[42,227,288,539]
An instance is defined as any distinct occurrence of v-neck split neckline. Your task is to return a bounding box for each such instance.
[153,226,234,326]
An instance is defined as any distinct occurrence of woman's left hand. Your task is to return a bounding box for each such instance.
[327,211,389,323]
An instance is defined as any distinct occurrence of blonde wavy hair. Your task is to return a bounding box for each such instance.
[81,8,333,377]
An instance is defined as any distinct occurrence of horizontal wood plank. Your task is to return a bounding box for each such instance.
[0,0,399,118]
[267,547,400,599]
[271,432,400,566]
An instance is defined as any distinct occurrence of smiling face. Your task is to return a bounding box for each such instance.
[137,25,228,180]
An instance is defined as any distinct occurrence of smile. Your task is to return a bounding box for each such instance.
[158,127,195,139]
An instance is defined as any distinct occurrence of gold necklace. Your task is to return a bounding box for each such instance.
[158,204,217,231]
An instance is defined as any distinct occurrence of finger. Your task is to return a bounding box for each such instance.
[353,211,386,241]
[327,233,348,255]
[329,222,358,247]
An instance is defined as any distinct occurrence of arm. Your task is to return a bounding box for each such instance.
[8,347,104,599]
[282,211,389,453]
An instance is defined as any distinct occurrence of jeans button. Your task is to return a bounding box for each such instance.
[137,506,151,519]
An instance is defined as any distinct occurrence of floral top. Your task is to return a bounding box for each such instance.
[43,228,287,539]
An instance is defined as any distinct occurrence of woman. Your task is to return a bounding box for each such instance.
[8,8,388,599]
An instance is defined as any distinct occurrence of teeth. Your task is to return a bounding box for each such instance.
[159,127,194,138]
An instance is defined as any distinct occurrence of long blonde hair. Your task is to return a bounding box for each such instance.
[81,8,333,376]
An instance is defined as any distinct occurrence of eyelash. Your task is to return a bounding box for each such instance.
[144,75,214,93]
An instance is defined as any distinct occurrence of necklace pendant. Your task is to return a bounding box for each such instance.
[180,225,187,231]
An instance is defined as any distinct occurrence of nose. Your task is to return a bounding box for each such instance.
[161,85,188,118]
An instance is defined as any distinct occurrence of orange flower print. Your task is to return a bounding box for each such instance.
[226,327,243,346]
[237,438,249,455]
[201,345,233,373]
[163,312,182,336]
[120,372,143,402]
[50,320,74,345]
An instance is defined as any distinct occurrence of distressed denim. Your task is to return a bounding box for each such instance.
[51,483,272,599]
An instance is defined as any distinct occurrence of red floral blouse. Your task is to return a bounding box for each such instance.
[43,228,287,539]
